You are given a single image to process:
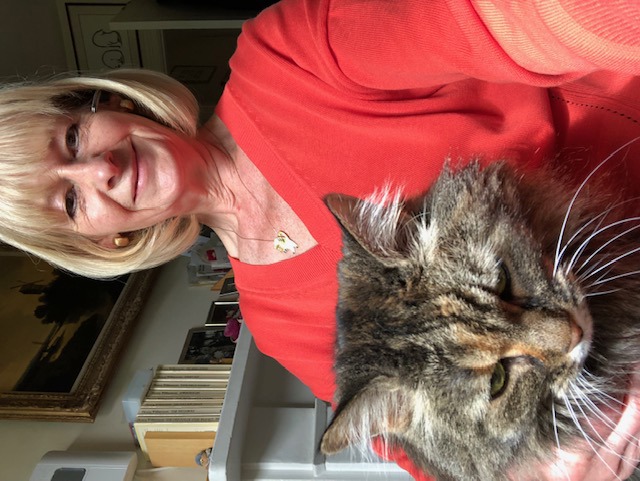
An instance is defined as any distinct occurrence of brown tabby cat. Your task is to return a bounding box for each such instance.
[321,158,640,481]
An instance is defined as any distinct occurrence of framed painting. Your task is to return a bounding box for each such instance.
[58,0,141,72]
[0,250,156,421]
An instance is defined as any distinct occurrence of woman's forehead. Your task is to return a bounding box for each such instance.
[0,116,67,218]
[14,112,63,155]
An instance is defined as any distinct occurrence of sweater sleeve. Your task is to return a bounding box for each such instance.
[324,0,640,90]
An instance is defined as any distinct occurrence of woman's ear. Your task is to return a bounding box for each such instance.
[102,93,135,113]
[96,234,130,249]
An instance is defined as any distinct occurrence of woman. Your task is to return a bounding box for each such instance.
[3,0,640,479]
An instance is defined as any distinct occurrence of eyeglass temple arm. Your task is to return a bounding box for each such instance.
[90,90,102,113]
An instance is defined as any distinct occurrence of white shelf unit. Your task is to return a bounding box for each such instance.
[209,327,413,481]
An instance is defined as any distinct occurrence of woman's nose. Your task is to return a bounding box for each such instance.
[61,152,119,190]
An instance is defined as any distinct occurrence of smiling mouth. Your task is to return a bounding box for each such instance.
[131,144,139,203]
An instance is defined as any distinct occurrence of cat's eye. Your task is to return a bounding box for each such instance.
[496,262,511,299]
[489,361,507,398]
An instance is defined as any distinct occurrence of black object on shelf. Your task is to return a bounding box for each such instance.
[155,0,279,10]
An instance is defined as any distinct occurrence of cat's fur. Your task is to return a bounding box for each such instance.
[321,160,640,481]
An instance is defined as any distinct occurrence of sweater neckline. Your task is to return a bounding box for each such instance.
[216,89,344,292]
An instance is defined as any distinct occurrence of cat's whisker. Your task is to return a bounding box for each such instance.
[557,209,612,271]
[581,368,605,384]
[551,402,562,449]
[550,402,575,481]
[593,267,617,285]
[579,252,638,288]
[573,377,607,407]
[578,374,627,409]
[585,266,617,287]
[579,244,640,284]
[571,388,640,472]
[564,214,622,273]
[546,398,575,481]
[588,268,640,289]
[566,392,624,480]
[582,272,622,295]
[560,196,640,271]
[578,254,619,283]
[562,395,600,457]
[553,138,639,276]
[578,378,640,441]
[574,377,622,414]
[564,394,598,448]
[570,218,640,275]
[584,288,622,297]
[576,375,629,418]
[572,385,619,437]
[586,409,640,455]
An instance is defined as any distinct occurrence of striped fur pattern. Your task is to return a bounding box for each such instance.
[322,160,640,481]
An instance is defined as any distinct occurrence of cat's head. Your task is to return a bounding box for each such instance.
[321,161,597,481]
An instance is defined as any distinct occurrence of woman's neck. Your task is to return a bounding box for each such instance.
[195,115,317,264]
[194,115,275,259]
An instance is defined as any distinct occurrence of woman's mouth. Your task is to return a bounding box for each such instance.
[131,144,139,203]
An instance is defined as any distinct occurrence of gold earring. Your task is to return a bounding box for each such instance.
[119,99,134,112]
[113,236,130,248]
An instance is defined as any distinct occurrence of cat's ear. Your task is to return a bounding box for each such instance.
[320,377,414,455]
[325,192,413,262]
[325,193,370,239]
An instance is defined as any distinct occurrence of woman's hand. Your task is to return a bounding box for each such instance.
[517,366,640,481]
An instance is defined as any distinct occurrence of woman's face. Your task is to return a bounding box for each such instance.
[40,108,208,243]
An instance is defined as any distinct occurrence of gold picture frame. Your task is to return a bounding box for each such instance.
[0,251,156,422]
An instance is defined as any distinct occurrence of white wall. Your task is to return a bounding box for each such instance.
[0,0,68,80]
[0,257,215,481]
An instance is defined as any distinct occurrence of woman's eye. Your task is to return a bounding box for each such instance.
[489,360,508,399]
[65,186,77,219]
[496,261,512,300]
[65,124,80,155]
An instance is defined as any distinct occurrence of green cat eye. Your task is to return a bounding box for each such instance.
[489,361,507,398]
[496,262,511,299]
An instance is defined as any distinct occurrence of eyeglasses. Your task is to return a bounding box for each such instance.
[90,89,103,114]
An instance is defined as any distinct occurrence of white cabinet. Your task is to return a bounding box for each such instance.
[210,328,413,481]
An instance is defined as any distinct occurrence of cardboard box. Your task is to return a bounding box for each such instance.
[146,430,216,467]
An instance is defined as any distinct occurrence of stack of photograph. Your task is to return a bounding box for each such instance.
[133,364,231,467]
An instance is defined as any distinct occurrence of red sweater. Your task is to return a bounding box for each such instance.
[215,0,640,478]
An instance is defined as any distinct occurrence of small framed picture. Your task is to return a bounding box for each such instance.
[57,0,142,72]
[178,326,236,365]
[219,276,238,299]
[206,302,241,324]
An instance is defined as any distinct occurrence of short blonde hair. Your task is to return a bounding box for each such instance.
[0,69,202,278]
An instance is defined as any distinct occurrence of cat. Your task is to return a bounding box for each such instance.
[321,157,640,481]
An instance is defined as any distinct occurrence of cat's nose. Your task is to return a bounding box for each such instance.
[568,318,583,352]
